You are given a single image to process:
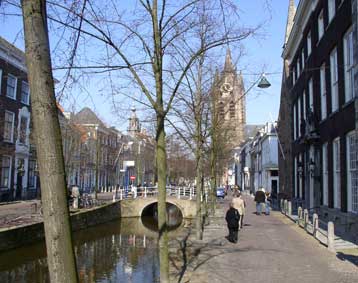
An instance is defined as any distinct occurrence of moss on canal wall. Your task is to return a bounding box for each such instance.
[0,201,121,252]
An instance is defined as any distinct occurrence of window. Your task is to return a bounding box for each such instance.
[28,160,36,187]
[301,49,305,70]
[297,60,300,77]
[4,111,15,142]
[6,74,17,99]
[320,64,327,120]
[308,78,314,111]
[307,31,312,56]
[299,154,303,198]
[219,102,225,119]
[293,103,297,140]
[328,0,335,23]
[21,81,30,104]
[347,131,358,213]
[318,10,324,40]
[333,138,341,209]
[298,97,301,137]
[0,156,11,189]
[303,91,306,120]
[229,101,235,118]
[294,157,297,197]
[292,64,296,85]
[19,116,28,144]
[330,48,338,112]
[322,143,328,206]
[343,28,354,103]
[0,69,2,93]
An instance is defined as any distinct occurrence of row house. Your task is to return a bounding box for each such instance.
[0,37,36,201]
[238,122,279,194]
[279,0,358,227]
[66,107,124,191]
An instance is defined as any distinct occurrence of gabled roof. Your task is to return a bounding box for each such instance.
[73,107,106,127]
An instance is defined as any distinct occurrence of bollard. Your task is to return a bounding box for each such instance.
[120,189,123,200]
[327,221,335,252]
[178,187,181,199]
[284,200,288,215]
[288,201,292,216]
[280,199,284,211]
[189,187,192,200]
[112,191,116,202]
[313,213,319,238]
[298,206,302,219]
[144,187,147,198]
[304,209,309,230]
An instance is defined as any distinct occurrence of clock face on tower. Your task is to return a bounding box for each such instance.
[220,82,233,94]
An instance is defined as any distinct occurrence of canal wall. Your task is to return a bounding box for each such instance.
[0,201,121,252]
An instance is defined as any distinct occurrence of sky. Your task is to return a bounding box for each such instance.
[0,0,295,131]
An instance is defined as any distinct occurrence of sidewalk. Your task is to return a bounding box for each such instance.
[170,194,358,283]
[0,193,114,230]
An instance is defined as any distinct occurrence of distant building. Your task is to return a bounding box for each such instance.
[238,122,279,194]
[0,37,37,201]
[279,0,358,229]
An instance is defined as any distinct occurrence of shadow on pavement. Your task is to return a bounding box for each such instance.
[336,252,358,267]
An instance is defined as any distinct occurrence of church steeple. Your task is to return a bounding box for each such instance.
[284,0,296,46]
[224,48,235,72]
[128,107,140,136]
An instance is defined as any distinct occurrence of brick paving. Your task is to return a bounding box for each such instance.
[171,193,358,283]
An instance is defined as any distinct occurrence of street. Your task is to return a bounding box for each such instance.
[173,194,358,283]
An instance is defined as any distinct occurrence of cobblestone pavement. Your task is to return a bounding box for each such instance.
[0,193,114,229]
[170,193,358,283]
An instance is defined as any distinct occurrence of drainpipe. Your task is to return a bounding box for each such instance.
[354,0,358,130]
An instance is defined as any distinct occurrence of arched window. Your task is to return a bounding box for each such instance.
[219,102,225,119]
[229,101,235,118]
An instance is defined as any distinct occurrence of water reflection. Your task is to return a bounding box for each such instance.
[0,216,186,283]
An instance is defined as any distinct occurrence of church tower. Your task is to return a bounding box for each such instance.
[128,107,141,136]
[214,49,246,148]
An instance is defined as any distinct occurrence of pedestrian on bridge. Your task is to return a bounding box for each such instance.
[225,203,240,243]
[231,192,245,229]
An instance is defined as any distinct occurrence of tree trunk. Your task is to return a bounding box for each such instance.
[156,114,169,283]
[21,1,78,282]
[195,146,203,240]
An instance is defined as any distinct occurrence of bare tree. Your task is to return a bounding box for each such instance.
[21,0,78,282]
[4,0,265,280]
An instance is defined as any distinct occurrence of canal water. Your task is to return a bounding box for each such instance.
[0,207,187,283]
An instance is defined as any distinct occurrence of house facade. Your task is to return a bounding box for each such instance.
[0,37,37,201]
[279,0,358,226]
[238,122,279,194]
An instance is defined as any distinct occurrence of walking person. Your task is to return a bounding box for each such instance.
[231,192,246,229]
[254,188,266,215]
[225,203,240,243]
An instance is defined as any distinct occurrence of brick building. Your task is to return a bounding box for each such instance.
[0,37,37,201]
[278,0,358,229]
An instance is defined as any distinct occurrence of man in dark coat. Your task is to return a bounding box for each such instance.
[225,203,240,243]
[254,188,266,215]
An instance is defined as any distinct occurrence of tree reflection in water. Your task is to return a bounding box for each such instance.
[0,217,188,283]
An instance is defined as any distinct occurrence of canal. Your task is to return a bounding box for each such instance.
[0,204,188,283]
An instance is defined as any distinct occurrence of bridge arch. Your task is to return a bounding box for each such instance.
[120,196,196,219]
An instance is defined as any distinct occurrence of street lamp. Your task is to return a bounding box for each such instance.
[257,73,271,89]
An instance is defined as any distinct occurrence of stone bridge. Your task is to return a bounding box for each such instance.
[119,196,197,219]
